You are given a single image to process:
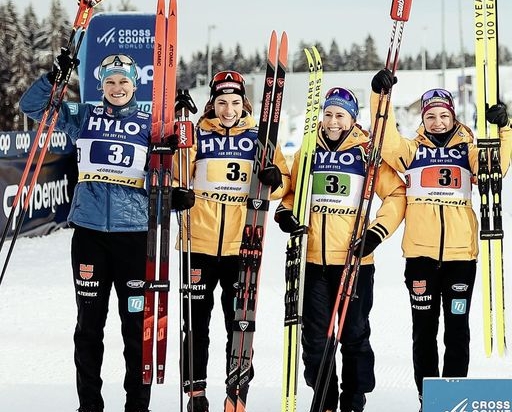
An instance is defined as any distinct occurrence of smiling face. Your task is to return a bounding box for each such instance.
[102,74,136,107]
[213,93,244,128]
[422,106,455,133]
[322,105,355,140]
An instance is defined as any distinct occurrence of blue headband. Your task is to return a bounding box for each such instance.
[324,88,359,119]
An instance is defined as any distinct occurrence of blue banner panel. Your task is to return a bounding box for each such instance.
[77,12,155,112]
[0,132,77,238]
[423,378,512,412]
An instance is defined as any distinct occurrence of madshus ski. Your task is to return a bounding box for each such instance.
[224,30,288,412]
[142,0,178,386]
[0,0,104,286]
[473,0,506,357]
[280,46,322,412]
[308,0,412,411]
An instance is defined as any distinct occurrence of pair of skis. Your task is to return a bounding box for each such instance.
[0,0,103,286]
[224,30,288,412]
[280,46,322,412]
[473,0,506,357]
[306,1,412,411]
[142,0,195,386]
[142,0,197,385]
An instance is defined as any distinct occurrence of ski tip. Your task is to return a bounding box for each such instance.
[280,31,288,45]
[268,31,278,61]
[278,33,289,65]
[269,30,278,47]
[390,0,412,22]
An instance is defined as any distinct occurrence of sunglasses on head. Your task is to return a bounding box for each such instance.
[325,87,358,104]
[421,88,453,106]
[210,70,245,87]
[100,54,135,68]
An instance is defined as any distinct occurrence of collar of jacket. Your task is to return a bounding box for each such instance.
[317,123,369,151]
[102,95,138,118]
[416,122,474,147]
[199,114,257,135]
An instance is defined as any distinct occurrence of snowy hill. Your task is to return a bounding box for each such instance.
[1,181,512,412]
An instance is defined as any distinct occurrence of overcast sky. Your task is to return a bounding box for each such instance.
[11,0,512,62]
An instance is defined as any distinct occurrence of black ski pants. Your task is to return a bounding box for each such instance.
[404,257,476,396]
[302,263,376,411]
[181,252,254,393]
[71,227,150,412]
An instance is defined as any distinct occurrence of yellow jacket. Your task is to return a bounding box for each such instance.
[279,124,406,266]
[176,113,291,257]
[371,91,512,261]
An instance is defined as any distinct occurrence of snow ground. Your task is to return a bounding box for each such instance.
[1,185,512,412]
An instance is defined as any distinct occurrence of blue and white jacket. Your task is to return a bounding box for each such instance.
[20,75,151,232]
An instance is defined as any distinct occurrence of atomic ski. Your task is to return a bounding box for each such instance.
[473,0,506,357]
[224,30,288,412]
[309,0,412,411]
[142,0,178,385]
[280,46,322,412]
[0,0,104,286]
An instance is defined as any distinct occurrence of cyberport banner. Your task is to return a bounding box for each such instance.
[77,12,155,112]
[0,153,77,239]
[423,378,512,412]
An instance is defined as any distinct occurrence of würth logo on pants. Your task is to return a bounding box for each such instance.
[79,264,94,280]
[191,268,201,284]
[413,280,426,295]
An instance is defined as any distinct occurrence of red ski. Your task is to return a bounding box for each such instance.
[142,0,178,385]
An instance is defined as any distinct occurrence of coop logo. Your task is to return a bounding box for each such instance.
[0,133,11,155]
[444,398,512,412]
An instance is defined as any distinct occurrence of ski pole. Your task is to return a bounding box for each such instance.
[309,1,413,410]
[0,0,103,287]
[175,88,197,410]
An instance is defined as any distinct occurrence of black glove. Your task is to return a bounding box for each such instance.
[170,187,195,211]
[353,228,382,258]
[258,164,282,192]
[166,133,179,153]
[274,207,300,234]
[47,48,79,85]
[486,103,509,128]
[371,69,397,94]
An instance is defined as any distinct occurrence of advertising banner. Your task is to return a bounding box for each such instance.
[0,131,77,238]
[423,378,512,412]
[77,12,156,112]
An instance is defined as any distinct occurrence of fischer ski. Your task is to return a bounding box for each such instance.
[308,1,412,411]
[142,0,178,385]
[224,30,288,412]
[473,0,506,357]
[0,0,104,286]
[280,46,322,412]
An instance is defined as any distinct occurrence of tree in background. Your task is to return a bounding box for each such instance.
[1,0,511,131]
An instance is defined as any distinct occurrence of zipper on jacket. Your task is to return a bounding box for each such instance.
[321,215,327,266]
[437,205,445,268]
[106,184,111,231]
[217,203,226,258]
